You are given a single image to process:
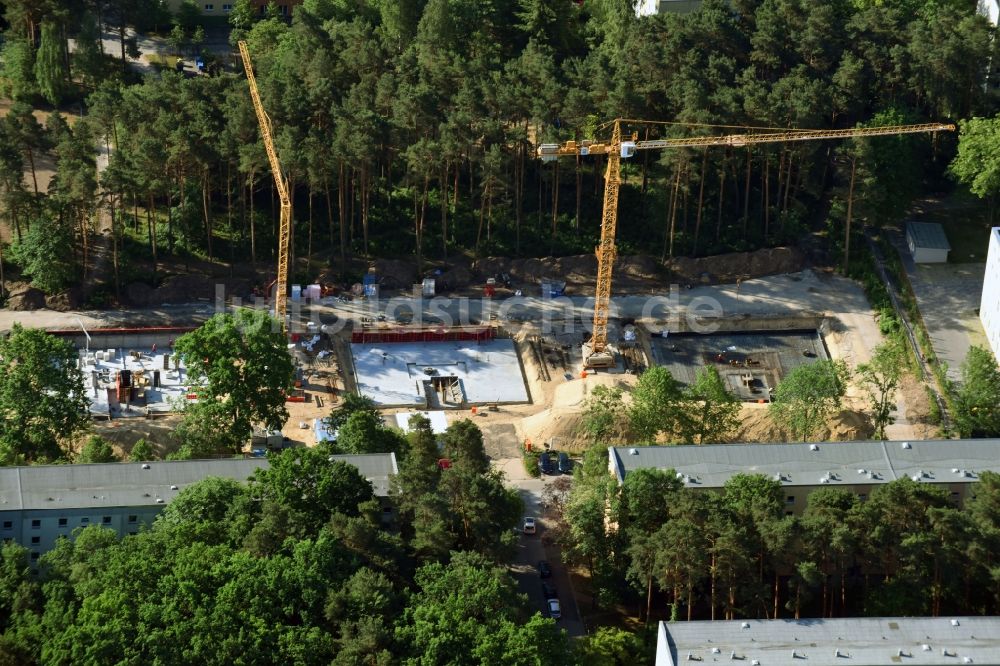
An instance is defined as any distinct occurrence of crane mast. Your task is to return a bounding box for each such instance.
[238,40,291,328]
[539,119,956,368]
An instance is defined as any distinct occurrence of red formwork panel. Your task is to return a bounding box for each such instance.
[351,327,494,344]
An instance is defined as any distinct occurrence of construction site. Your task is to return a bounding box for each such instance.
[50,259,923,461]
[22,102,948,458]
[2,59,952,458]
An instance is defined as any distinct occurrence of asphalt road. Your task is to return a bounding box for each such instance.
[510,478,585,638]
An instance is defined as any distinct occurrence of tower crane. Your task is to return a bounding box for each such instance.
[538,119,955,369]
[238,40,291,329]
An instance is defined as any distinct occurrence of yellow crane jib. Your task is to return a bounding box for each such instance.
[238,40,292,330]
[537,119,955,369]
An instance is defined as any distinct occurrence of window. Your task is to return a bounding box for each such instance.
[30,536,40,545]
[859,493,867,502]
[30,552,39,561]
[102,516,112,524]
[127,515,138,524]
[58,518,67,527]
[223,3,232,9]
[785,495,795,505]
[204,3,214,9]
[80,517,90,524]
[785,511,793,517]
[2,521,11,530]
[31,519,40,529]
[128,531,137,536]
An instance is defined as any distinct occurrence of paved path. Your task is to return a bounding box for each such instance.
[865,228,950,431]
[508,475,585,638]
[887,228,987,383]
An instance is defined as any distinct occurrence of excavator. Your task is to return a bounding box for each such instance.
[538,119,955,368]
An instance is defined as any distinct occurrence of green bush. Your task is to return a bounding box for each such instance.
[522,449,541,478]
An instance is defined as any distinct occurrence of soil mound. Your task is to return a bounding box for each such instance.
[6,283,46,310]
[733,405,874,443]
[125,282,154,306]
[125,276,252,306]
[45,287,83,311]
[439,265,473,290]
[669,247,805,284]
[371,258,419,288]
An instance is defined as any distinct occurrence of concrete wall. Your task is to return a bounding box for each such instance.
[50,329,195,354]
[980,228,1000,360]
[664,313,827,334]
[656,622,674,666]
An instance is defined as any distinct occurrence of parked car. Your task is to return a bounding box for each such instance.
[538,560,552,578]
[547,598,562,619]
[538,452,555,475]
[557,452,572,474]
[523,517,536,534]
[541,582,557,599]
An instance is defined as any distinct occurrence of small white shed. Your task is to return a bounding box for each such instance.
[905,221,951,263]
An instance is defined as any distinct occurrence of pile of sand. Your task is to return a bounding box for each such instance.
[732,405,874,443]
[518,375,637,452]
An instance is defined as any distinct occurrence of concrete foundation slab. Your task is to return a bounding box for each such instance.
[350,339,529,407]
[650,330,828,401]
[79,348,191,418]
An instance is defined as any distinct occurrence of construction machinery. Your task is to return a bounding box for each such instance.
[538,119,955,368]
[238,40,291,329]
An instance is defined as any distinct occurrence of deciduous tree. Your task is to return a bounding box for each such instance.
[629,367,689,443]
[580,384,630,444]
[769,360,849,441]
[76,435,118,463]
[954,345,1000,437]
[857,340,905,440]
[0,324,89,464]
[173,310,294,453]
[681,366,740,444]
[950,116,1000,225]
[250,444,375,536]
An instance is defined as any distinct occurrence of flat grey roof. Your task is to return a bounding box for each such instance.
[658,617,1000,666]
[0,453,397,512]
[610,439,998,488]
[906,221,952,251]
